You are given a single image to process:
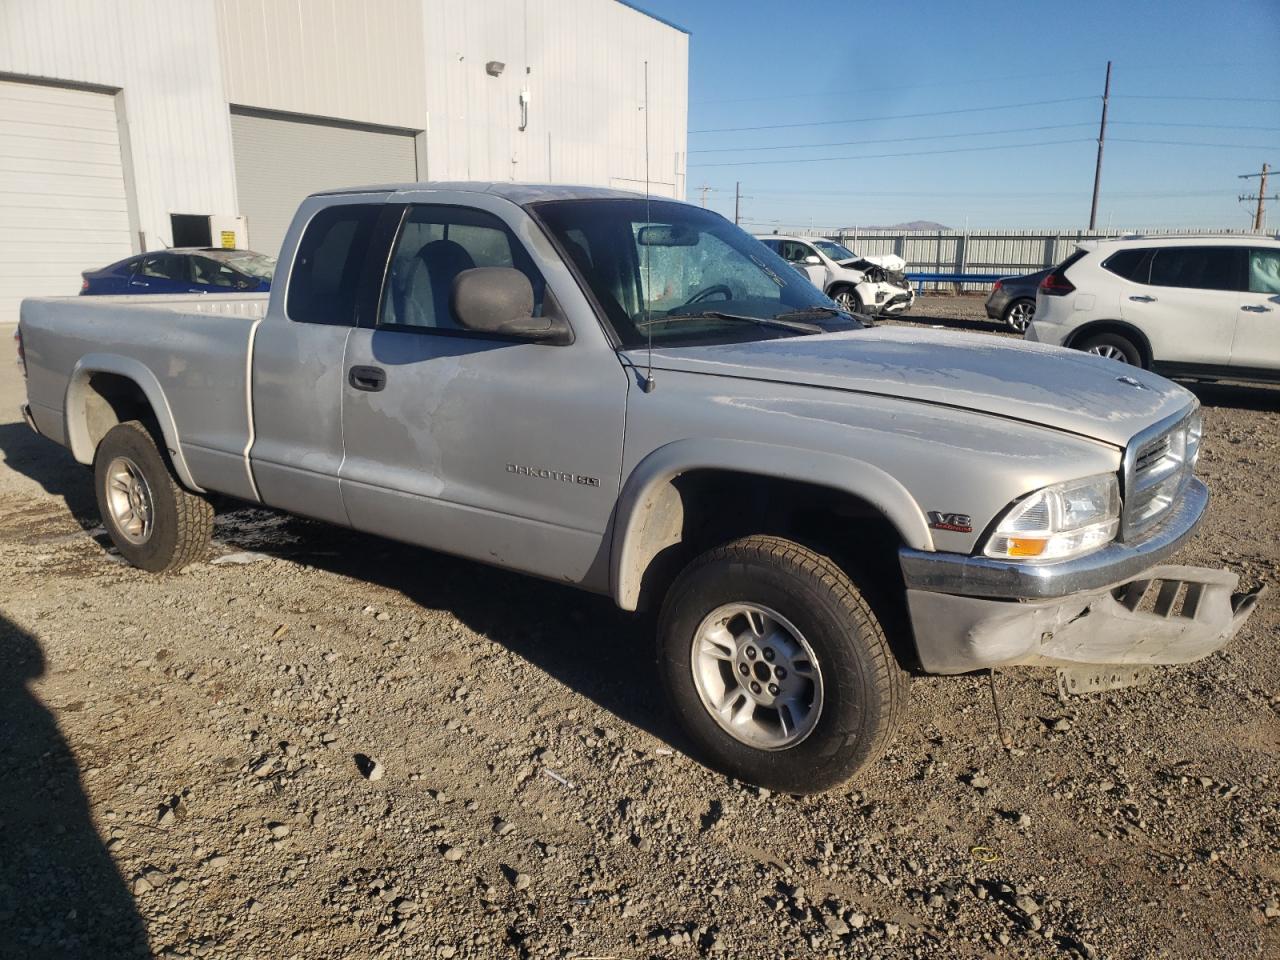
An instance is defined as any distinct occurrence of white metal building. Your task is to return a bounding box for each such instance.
[0,0,689,323]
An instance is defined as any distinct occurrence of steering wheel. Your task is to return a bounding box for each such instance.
[681,283,733,307]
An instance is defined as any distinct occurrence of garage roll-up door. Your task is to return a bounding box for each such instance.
[230,109,418,258]
[0,79,133,325]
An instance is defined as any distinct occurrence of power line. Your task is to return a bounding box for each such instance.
[689,96,1096,135]
[1112,121,1280,132]
[1114,94,1280,104]
[688,122,1095,154]
[1112,138,1280,149]
[688,137,1094,168]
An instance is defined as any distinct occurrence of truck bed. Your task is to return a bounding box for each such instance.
[21,293,268,500]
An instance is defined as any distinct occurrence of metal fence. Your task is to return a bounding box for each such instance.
[808,228,1271,292]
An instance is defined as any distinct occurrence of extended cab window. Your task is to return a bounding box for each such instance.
[287,203,380,325]
[378,205,544,331]
[1148,246,1242,291]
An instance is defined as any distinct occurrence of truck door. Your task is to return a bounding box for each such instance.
[337,198,629,589]
[249,197,386,525]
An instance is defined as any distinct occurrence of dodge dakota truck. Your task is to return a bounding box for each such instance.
[18,183,1262,794]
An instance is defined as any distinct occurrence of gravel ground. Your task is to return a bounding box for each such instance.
[0,303,1277,960]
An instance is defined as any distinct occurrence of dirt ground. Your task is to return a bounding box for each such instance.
[0,300,1277,960]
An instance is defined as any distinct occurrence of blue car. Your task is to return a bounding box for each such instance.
[81,248,276,296]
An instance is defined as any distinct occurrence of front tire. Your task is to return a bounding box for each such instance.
[658,536,908,794]
[94,421,213,572]
[830,286,864,317]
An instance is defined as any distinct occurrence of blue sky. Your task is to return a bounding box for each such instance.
[638,0,1280,231]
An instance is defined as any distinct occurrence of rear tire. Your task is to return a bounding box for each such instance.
[93,420,213,572]
[1078,332,1141,366]
[658,535,908,794]
[1002,297,1035,333]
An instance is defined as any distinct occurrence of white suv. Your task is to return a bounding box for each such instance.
[755,235,915,317]
[1026,236,1280,383]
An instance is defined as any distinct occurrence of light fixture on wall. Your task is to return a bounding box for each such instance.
[485,61,505,77]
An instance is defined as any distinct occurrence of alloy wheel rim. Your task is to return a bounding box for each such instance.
[1088,344,1129,363]
[105,456,154,544]
[1008,301,1033,331]
[834,291,857,311]
[690,603,824,750]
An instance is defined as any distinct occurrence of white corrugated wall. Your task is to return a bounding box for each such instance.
[420,0,688,196]
[0,0,238,251]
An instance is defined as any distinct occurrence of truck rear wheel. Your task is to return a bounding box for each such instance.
[658,535,908,794]
[93,420,213,572]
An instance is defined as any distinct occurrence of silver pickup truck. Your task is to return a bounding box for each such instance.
[18,183,1262,794]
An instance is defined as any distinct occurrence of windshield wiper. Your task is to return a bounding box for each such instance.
[637,310,824,334]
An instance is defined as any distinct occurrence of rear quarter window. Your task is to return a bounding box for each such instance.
[1101,248,1152,283]
[287,204,381,325]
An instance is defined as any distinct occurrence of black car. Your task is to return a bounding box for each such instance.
[984,268,1049,332]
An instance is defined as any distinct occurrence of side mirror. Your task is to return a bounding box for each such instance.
[451,267,572,345]
[802,254,822,266]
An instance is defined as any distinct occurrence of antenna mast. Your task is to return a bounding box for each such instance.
[642,60,655,393]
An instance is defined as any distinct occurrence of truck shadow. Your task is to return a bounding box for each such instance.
[214,508,691,756]
[0,613,151,958]
[0,422,98,527]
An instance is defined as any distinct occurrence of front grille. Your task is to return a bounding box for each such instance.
[1121,409,1197,540]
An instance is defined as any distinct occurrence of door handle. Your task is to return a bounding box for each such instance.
[1128,295,1157,303]
[348,365,386,392]
[1241,304,1272,313]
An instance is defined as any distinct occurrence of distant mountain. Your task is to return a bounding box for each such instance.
[839,220,951,232]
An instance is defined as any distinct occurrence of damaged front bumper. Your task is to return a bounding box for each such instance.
[898,479,1265,678]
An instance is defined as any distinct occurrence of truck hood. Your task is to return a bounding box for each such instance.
[629,327,1194,448]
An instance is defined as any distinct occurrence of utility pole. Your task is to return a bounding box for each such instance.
[1088,60,1112,231]
[696,184,713,208]
[1239,162,1276,231]
[734,181,741,225]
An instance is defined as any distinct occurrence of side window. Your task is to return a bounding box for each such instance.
[1148,246,1242,292]
[287,203,381,325]
[1102,248,1152,283]
[139,254,181,280]
[379,205,544,331]
[758,238,781,254]
[1248,248,1280,294]
[191,257,237,287]
[779,240,811,263]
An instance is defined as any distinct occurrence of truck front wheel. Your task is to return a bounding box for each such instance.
[93,420,213,572]
[658,535,908,794]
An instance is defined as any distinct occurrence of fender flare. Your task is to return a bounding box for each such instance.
[64,354,201,491]
[610,438,934,610]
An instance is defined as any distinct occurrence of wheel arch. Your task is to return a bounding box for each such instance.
[1063,319,1153,368]
[610,439,933,612]
[63,355,200,491]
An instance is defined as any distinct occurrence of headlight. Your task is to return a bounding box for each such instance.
[983,473,1120,562]
[1186,411,1202,470]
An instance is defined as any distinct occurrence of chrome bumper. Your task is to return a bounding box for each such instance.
[899,478,1209,601]
[898,480,1265,674]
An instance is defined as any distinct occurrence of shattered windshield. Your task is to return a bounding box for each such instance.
[814,240,857,261]
[532,199,859,348]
